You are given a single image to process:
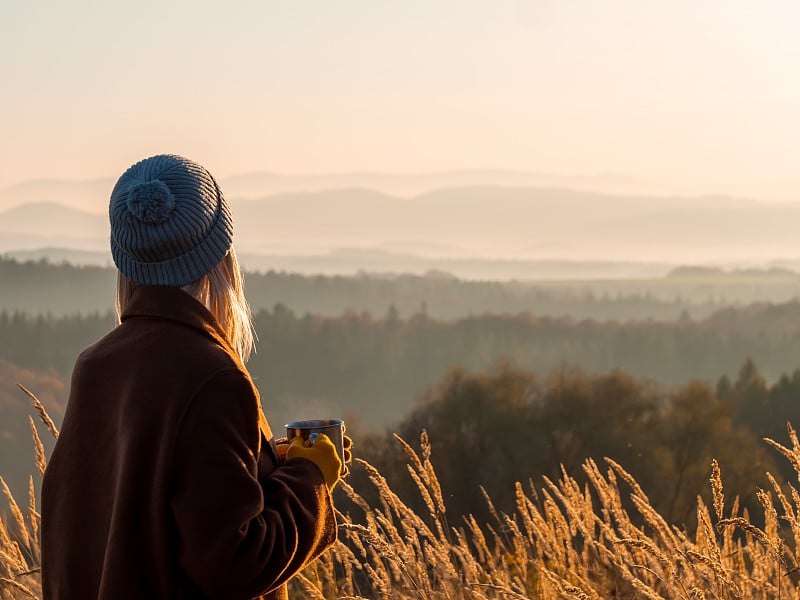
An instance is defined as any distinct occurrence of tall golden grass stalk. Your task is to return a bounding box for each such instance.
[8,388,800,598]
[26,420,45,480]
[297,424,800,599]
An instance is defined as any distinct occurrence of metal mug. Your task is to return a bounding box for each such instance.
[285,419,346,475]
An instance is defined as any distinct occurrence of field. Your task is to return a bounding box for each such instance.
[4,388,800,599]
[5,263,800,597]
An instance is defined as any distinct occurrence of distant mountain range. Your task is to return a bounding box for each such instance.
[220,169,687,200]
[0,169,686,213]
[0,201,107,236]
[2,180,800,274]
[0,178,112,213]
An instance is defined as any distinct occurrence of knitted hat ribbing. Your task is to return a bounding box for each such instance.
[109,154,234,286]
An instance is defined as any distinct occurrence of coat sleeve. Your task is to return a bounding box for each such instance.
[169,367,337,599]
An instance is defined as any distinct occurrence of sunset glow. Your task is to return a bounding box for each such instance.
[3,1,800,199]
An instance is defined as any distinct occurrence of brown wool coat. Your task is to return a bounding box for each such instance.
[41,285,336,600]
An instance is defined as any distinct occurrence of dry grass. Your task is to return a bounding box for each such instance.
[6,388,800,598]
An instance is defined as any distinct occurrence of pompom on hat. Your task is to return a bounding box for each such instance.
[109,154,234,286]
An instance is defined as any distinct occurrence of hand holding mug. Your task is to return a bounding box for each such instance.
[285,433,341,490]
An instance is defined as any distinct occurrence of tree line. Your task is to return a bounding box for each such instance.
[4,310,800,531]
[6,300,800,430]
[4,256,795,321]
[350,359,792,531]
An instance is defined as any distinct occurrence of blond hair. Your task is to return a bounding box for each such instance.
[116,247,256,363]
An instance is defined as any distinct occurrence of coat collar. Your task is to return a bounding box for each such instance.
[121,285,235,358]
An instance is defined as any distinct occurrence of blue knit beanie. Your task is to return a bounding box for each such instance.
[109,154,234,286]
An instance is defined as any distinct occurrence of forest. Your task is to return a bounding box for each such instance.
[5,258,800,533]
[4,256,800,320]
[6,259,800,597]
[354,358,793,527]
[5,295,800,429]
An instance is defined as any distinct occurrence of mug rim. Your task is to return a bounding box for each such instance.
[285,418,344,429]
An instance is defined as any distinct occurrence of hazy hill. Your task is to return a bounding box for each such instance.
[229,186,761,260]
[0,202,107,237]
[0,169,681,213]
[221,169,681,199]
[599,205,800,260]
[0,178,111,213]
[4,183,800,265]
[0,202,108,253]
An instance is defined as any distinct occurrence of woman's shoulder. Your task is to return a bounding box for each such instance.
[76,315,246,385]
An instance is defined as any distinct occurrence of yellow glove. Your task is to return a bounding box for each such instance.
[285,433,342,490]
[278,435,352,472]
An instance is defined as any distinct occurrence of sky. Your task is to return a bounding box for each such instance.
[3,1,800,198]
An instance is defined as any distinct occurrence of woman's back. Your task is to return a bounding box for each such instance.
[41,155,341,600]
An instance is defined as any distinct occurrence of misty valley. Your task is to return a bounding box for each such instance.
[3,257,800,520]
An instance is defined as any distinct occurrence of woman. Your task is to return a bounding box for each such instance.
[41,154,346,599]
